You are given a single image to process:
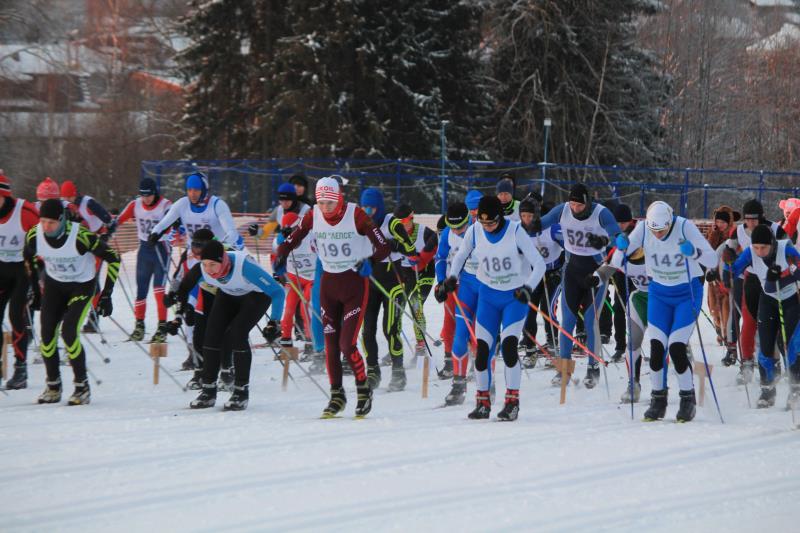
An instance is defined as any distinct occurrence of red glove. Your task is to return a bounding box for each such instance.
[414,249,436,272]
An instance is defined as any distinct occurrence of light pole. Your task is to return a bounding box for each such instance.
[440,120,450,214]
[540,117,552,198]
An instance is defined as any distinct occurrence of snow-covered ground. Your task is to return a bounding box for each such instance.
[2,251,799,532]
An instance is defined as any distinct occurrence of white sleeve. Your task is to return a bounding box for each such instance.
[448,224,475,279]
[151,197,184,235]
[517,225,545,288]
[686,221,718,270]
[213,198,243,250]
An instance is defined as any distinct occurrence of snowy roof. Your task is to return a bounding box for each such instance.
[0,43,109,81]
[749,0,796,6]
[746,23,800,52]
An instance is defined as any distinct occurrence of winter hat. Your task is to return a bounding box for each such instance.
[751,224,773,245]
[139,177,158,196]
[393,204,413,221]
[613,204,633,223]
[185,172,209,202]
[200,240,226,262]
[60,180,77,198]
[496,178,514,196]
[39,198,65,220]
[477,196,503,224]
[436,215,447,232]
[519,198,538,215]
[465,190,483,211]
[779,197,800,218]
[190,228,214,250]
[646,201,673,231]
[714,210,731,224]
[315,176,341,203]
[0,173,10,197]
[281,211,300,229]
[289,173,308,188]
[36,177,60,201]
[568,183,590,205]
[742,199,764,219]
[278,182,297,201]
[359,187,385,223]
[445,202,469,229]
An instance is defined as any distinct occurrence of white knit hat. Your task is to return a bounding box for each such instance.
[315,176,342,203]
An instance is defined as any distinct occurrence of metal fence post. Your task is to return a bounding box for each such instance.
[758,170,764,202]
[703,184,708,219]
[682,168,690,218]
[395,159,401,205]
[639,185,645,217]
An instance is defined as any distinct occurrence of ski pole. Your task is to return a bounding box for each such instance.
[542,271,560,354]
[524,300,608,367]
[390,262,442,347]
[86,365,102,386]
[368,273,440,349]
[685,262,724,424]
[589,283,611,400]
[107,315,187,392]
[725,281,751,408]
[25,306,39,351]
[776,296,796,426]
[80,331,110,364]
[624,259,635,419]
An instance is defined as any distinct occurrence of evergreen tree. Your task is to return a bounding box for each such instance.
[486,0,668,167]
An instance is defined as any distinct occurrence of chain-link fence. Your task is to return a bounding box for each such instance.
[141,159,800,220]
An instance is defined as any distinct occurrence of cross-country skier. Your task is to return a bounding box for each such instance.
[705,206,738,360]
[622,201,717,422]
[149,171,244,250]
[276,212,315,350]
[247,181,311,239]
[446,196,546,421]
[537,183,624,388]
[275,176,391,418]
[0,173,39,389]
[717,224,800,409]
[59,180,114,234]
[115,178,172,342]
[496,176,520,221]
[168,240,285,410]
[24,199,120,405]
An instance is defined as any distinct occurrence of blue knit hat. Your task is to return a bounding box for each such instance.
[465,190,483,210]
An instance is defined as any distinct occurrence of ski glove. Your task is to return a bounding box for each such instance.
[514,285,535,303]
[443,276,459,294]
[147,232,161,246]
[581,273,600,289]
[165,318,182,336]
[615,233,630,251]
[679,239,695,257]
[433,283,448,303]
[163,291,178,308]
[272,255,287,276]
[261,320,280,344]
[247,223,260,237]
[766,264,782,283]
[586,233,609,250]
[705,269,720,283]
[356,259,372,278]
[97,291,113,317]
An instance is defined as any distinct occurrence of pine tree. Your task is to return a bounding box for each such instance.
[486,0,669,167]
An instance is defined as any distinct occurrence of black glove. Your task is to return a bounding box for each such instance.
[28,287,41,312]
[147,232,160,246]
[261,319,280,344]
[434,283,448,303]
[165,318,182,336]
[581,273,600,289]
[586,233,609,250]
[766,264,782,283]
[163,291,178,308]
[546,269,561,287]
[99,233,110,244]
[514,285,534,303]
[247,223,260,236]
[106,219,118,236]
[96,291,113,317]
[443,276,458,294]
[722,246,737,264]
[705,269,720,283]
[529,218,542,234]
[280,226,293,238]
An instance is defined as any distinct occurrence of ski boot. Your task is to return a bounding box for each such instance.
[675,389,696,422]
[444,376,467,406]
[611,348,625,363]
[300,342,313,362]
[367,364,382,390]
[129,319,145,342]
[180,351,196,371]
[224,384,249,411]
[437,353,454,380]
[736,360,754,385]
[5,361,28,389]
[620,381,641,403]
[67,380,91,406]
[279,338,293,350]
[218,367,234,392]
[551,371,564,387]
[190,383,217,409]
[321,387,346,418]
[721,344,737,367]
[496,389,519,421]
[600,334,611,345]
[380,354,392,367]
[388,365,407,392]
[355,382,373,418]
[186,371,202,390]
[643,389,668,421]
[583,365,600,389]
[82,318,98,334]
[37,378,62,404]
[522,346,538,369]
[341,356,353,375]
[757,385,776,408]
[467,391,491,419]
[148,321,167,344]
[786,384,800,412]
[309,352,326,375]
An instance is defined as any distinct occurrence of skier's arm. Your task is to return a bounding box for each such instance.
[388,217,416,255]
[277,209,313,256]
[684,221,719,270]
[354,207,390,262]
[116,200,136,225]
[76,226,120,294]
[177,263,203,304]
[539,203,565,231]
[727,247,752,278]
[20,201,39,231]
[241,256,285,321]
[416,226,438,269]
[23,227,39,285]
[598,207,623,239]
[150,197,184,237]
[448,225,475,279]
[86,198,112,224]
[516,225,546,288]
[623,221,645,259]
[212,198,244,250]
[435,227,451,283]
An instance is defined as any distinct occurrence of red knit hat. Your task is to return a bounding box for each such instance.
[60,180,77,198]
[36,177,60,201]
[281,211,300,228]
[0,172,10,197]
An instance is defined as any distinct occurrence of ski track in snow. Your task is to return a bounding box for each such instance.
[2,252,799,532]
